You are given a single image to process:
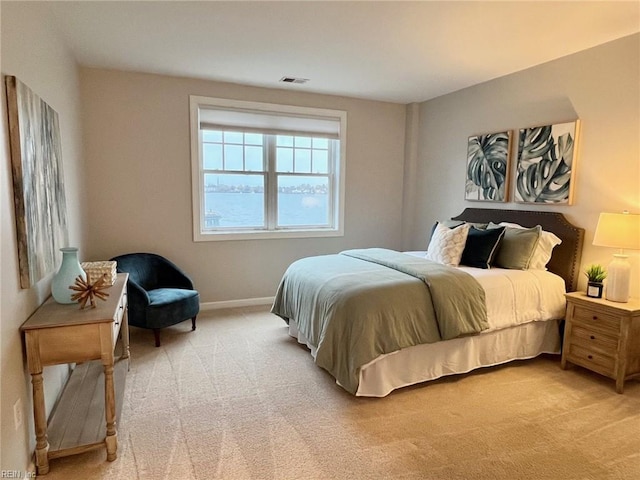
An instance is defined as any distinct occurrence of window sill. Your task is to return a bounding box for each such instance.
[193,228,344,242]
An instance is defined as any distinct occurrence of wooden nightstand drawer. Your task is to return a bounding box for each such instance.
[571,305,620,334]
[569,325,619,355]
[566,343,615,376]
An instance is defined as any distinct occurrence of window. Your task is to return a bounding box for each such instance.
[190,96,346,241]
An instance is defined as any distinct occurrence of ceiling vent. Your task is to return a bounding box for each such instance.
[279,76,309,84]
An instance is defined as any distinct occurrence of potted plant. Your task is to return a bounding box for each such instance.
[585,264,607,298]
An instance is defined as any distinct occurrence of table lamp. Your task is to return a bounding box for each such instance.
[592,211,640,302]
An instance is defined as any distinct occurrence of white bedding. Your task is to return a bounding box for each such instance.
[289,252,566,396]
[463,266,565,330]
[355,320,560,396]
[404,251,566,331]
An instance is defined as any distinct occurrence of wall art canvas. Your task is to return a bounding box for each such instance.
[465,130,511,202]
[5,76,69,288]
[515,120,580,205]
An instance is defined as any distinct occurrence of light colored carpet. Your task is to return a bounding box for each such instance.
[42,306,640,479]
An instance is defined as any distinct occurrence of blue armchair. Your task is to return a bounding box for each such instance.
[110,253,199,347]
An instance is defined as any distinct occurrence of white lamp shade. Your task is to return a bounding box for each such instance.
[593,212,640,250]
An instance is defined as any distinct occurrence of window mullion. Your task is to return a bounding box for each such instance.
[266,135,277,230]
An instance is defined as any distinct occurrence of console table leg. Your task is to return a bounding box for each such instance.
[105,433,118,462]
[104,363,117,461]
[32,372,50,474]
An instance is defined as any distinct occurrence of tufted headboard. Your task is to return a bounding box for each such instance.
[451,208,585,292]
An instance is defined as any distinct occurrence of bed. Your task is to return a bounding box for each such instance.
[272,208,584,397]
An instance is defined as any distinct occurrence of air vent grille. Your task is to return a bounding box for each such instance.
[280,77,309,84]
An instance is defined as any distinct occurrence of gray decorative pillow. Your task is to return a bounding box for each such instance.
[494,222,562,270]
[488,223,542,270]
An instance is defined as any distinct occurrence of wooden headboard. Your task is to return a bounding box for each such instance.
[451,208,585,292]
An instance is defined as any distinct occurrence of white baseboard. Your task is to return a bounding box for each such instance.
[200,297,274,311]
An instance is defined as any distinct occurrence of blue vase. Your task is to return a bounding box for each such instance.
[51,247,86,304]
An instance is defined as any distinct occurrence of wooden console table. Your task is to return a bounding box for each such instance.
[20,273,130,475]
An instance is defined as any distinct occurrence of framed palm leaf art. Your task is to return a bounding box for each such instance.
[465,130,512,202]
[515,120,581,205]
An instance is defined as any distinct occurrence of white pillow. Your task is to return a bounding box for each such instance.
[425,223,471,266]
[497,222,562,270]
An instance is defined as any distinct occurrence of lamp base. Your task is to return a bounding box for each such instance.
[605,254,631,303]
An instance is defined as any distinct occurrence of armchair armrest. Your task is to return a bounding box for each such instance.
[125,278,151,328]
[127,278,150,304]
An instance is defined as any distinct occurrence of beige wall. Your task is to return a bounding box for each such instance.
[80,68,407,304]
[409,34,640,296]
[1,2,87,471]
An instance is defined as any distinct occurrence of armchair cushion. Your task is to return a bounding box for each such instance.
[147,288,199,330]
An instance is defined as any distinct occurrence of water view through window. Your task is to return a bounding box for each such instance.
[204,174,329,228]
[202,131,333,229]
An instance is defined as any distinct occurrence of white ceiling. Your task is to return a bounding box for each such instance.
[43,1,640,104]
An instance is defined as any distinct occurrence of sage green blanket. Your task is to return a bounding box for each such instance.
[271,248,488,394]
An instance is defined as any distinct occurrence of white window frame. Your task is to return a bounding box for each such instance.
[190,96,346,241]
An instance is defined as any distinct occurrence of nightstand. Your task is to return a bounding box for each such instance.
[561,292,640,393]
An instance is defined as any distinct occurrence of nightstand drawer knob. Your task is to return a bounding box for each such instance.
[588,355,593,360]
[592,315,598,320]
[590,335,596,340]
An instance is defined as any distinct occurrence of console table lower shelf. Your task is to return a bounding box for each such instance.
[47,359,127,460]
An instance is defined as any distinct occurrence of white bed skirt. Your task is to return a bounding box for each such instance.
[288,319,561,397]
